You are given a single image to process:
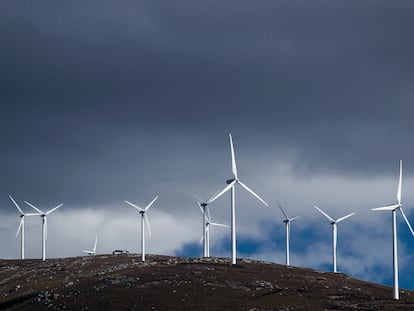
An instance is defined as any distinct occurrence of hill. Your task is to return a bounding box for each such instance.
[1,254,414,310]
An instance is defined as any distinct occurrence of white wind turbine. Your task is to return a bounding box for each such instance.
[191,194,211,258]
[125,195,158,262]
[372,160,414,300]
[197,201,229,258]
[25,201,63,261]
[209,133,268,265]
[314,205,355,273]
[83,236,98,256]
[9,195,40,260]
[277,202,301,266]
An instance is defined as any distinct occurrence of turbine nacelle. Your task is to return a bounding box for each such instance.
[226,178,236,185]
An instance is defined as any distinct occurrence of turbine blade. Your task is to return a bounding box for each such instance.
[197,201,204,214]
[145,195,159,211]
[336,212,356,223]
[397,160,402,206]
[313,205,335,223]
[9,195,24,215]
[124,200,144,211]
[16,217,24,237]
[206,206,212,223]
[25,213,41,216]
[290,215,302,222]
[93,236,98,252]
[145,213,151,237]
[45,217,48,240]
[208,181,235,203]
[238,181,268,207]
[229,133,238,179]
[25,201,44,214]
[209,222,229,228]
[46,204,63,215]
[400,208,414,236]
[277,201,289,220]
[191,192,206,204]
[372,204,399,211]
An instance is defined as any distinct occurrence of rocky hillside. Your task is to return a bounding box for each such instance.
[1,254,414,310]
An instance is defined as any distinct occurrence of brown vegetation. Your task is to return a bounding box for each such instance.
[1,254,414,310]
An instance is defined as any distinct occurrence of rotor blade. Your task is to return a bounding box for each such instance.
[191,192,207,204]
[145,195,159,211]
[93,236,98,252]
[372,204,399,211]
[144,213,151,237]
[25,213,41,216]
[400,208,414,236]
[238,181,268,207]
[16,217,24,237]
[336,212,356,223]
[229,133,238,179]
[197,201,204,214]
[208,181,235,204]
[124,200,144,211]
[209,222,229,228]
[313,205,335,223]
[206,206,212,223]
[290,215,302,222]
[25,201,44,214]
[45,217,48,240]
[397,160,402,206]
[277,201,289,220]
[9,195,24,215]
[199,234,204,244]
[46,204,63,215]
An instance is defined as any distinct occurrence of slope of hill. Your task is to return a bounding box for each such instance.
[1,254,414,310]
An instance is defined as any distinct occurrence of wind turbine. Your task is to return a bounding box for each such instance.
[209,133,268,265]
[125,195,158,262]
[191,194,210,258]
[197,201,229,258]
[372,160,414,300]
[277,202,301,266]
[25,201,63,261]
[83,235,98,256]
[314,205,355,273]
[9,195,40,260]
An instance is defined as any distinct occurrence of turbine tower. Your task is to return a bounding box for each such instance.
[197,201,228,257]
[277,202,301,265]
[372,160,414,300]
[125,195,158,262]
[25,201,63,261]
[9,195,40,260]
[314,205,355,273]
[209,133,268,265]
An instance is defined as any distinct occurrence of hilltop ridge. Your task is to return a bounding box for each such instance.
[1,254,414,310]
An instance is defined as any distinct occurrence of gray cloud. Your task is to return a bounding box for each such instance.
[2,1,414,289]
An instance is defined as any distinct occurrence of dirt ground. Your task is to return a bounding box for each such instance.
[1,254,414,310]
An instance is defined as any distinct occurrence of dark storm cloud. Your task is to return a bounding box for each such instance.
[1,0,414,207]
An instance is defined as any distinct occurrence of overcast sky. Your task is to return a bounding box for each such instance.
[2,0,414,292]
